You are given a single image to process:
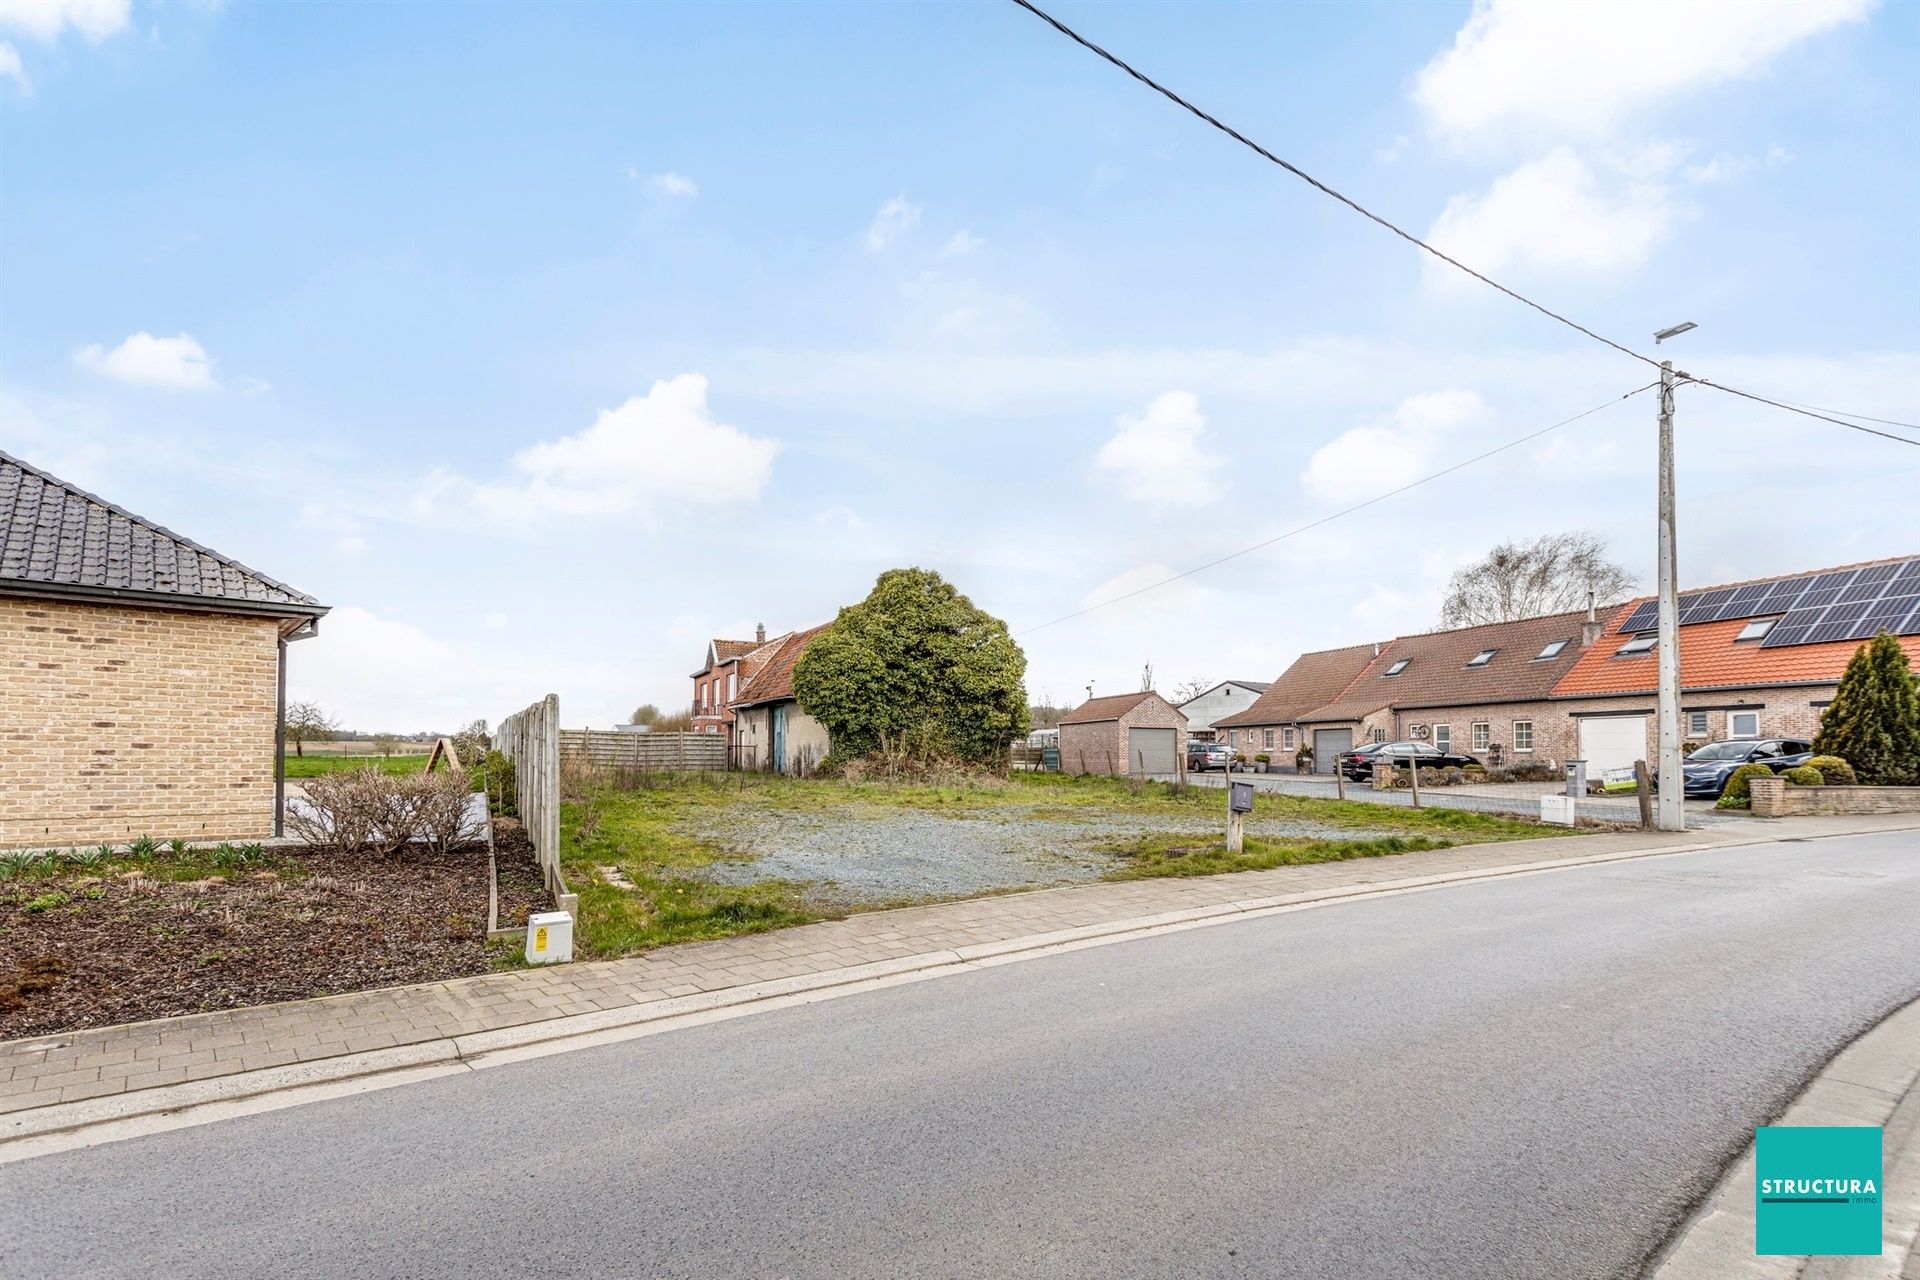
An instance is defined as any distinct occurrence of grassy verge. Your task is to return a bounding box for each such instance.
[557,771,1566,960]
[282,753,430,778]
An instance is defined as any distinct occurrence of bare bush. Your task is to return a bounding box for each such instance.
[416,770,480,852]
[287,768,382,853]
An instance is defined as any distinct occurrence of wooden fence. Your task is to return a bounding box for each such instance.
[558,729,729,771]
[497,693,575,920]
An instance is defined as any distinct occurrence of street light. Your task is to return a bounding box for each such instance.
[1651,321,1695,831]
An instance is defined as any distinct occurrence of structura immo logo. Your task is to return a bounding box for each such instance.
[1755,1126,1881,1256]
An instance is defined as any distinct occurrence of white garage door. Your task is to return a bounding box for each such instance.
[1128,727,1177,775]
[1313,728,1352,775]
[1578,716,1647,775]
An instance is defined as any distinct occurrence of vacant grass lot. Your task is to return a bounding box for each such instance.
[560,772,1561,960]
[282,753,431,778]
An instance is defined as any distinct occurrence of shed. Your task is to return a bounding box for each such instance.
[1057,691,1188,777]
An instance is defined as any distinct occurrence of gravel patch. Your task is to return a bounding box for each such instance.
[681,806,1410,907]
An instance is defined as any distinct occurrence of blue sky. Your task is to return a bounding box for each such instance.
[4,0,1916,730]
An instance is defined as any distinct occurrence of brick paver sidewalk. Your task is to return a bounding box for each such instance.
[1,817,1899,1119]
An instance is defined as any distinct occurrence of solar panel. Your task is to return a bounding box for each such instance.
[1838,578,1890,605]
[1618,602,1659,634]
[1857,562,1901,585]
[1623,559,1920,648]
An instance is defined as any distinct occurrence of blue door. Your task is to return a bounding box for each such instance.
[772,705,788,774]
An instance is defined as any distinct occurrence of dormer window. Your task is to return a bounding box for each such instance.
[1383,659,1410,677]
[1533,639,1569,661]
[1465,648,1498,668]
[1616,633,1657,655]
[1735,617,1779,643]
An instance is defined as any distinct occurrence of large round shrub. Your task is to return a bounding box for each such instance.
[1783,765,1824,786]
[1806,755,1857,786]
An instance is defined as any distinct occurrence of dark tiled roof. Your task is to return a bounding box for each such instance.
[732,624,829,708]
[0,450,323,615]
[1059,691,1165,725]
[1301,609,1599,722]
[1214,643,1381,729]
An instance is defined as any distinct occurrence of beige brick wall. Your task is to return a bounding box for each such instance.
[1751,777,1920,817]
[0,597,281,848]
[732,700,829,774]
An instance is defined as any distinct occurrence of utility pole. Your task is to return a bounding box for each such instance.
[1653,321,1695,832]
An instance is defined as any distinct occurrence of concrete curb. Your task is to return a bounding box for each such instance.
[1646,996,1920,1279]
[4,822,1913,1164]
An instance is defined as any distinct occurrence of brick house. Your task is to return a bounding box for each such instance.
[1222,555,1920,780]
[690,624,782,736]
[1212,643,1381,773]
[1545,558,1920,776]
[730,624,831,774]
[1057,691,1188,776]
[1,451,328,849]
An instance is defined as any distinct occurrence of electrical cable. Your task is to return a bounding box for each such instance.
[1017,381,1661,636]
[1675,377,1920,447]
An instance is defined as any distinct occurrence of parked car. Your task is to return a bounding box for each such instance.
[1670,738,1813,798]
[1186,740,1233,772]
[1338,740,1480,780]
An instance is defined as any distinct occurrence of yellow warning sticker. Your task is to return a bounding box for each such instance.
[534,926,548,951]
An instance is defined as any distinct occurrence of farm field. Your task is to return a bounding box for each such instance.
[560,771,1567,959]
[281,753,432,778]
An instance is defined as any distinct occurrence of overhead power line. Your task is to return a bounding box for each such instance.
[1760,397,1920,434]
[1008,0,1919,453]
[1007,0,1661,371]
[1017,382,1661,637]
[1676,377,1920,447]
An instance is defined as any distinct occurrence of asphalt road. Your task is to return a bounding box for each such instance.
[6,831,1919,1279]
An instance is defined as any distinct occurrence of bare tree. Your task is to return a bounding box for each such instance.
[284,701,338,758]
[1171,678,1213,705]
[652,710,694,733]
[372,733,399,758]
[1439,531,1637,628]
[630,703,663,727]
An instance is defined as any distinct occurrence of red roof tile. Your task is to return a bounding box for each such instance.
[1301,609,1601,722]
[732,624,829,707]
[1553,606,1920,696]
[1059,691,1172,725]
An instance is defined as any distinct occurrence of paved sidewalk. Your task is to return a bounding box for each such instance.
[3,814,1910,1124]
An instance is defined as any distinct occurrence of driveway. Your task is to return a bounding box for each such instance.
[4,830,1916,1277]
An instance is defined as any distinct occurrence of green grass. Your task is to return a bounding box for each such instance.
[281,753,429,778]
[558,771,1563,960]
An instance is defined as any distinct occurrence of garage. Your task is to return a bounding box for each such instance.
[1127,727,1177,776]
[1578,715,1648,776]
[1312,728,1352,775]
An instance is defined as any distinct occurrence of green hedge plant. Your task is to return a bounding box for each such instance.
[1783,765,1824,786]
[1806,755,1857,786]
[1715,762,1778,809]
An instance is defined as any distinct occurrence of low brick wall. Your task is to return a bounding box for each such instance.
[1750,776,1920,817]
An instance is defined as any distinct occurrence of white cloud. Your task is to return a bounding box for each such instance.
[1426,149,1678,288]
[0,0,130,43]
[865,194,921,251]
[1414,0,1874,149]
[436,373,779,524]
[1079,563,1210,625]
[645,170,698,199]
[939,230,983,257]
[74,331,219,390]
[1302,389,1485,505]
[0,40,22,89]
[1092,390,1222,510]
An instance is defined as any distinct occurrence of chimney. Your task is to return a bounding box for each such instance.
[755,622,766,643]
[1581,591,1603,648]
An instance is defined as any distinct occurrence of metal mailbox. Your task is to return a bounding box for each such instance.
[1229,780,1255,813]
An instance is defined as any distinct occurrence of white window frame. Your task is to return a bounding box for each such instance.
[1263,728,1274,750]
[1465,649,1497,668]
[1730,711,1760,738]
[1513,719,1534,752]
[1283,726,1295,751]
[1617,633,1657,656]
[1371,726,1387,743]
[1471,722,1490,751]
[1735,617,1779,642]
[1384,659,1410,677]
[1433,724,1452,752]
[728,671,738,700]
[1687,710,1709,737]
[1534,639,1569,661]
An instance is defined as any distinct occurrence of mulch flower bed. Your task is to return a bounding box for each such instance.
[490,818,550,930]
[1,836,553,1041]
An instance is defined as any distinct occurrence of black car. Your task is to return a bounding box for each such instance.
[1338,740,1479,781]
[1673,738,1813,798]
[1186,740,1233,772]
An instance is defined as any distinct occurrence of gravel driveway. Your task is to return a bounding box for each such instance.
[681,805,1410,907]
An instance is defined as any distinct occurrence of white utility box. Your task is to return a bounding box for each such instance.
[525,910,574,965]
[1539,795,1577,827]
